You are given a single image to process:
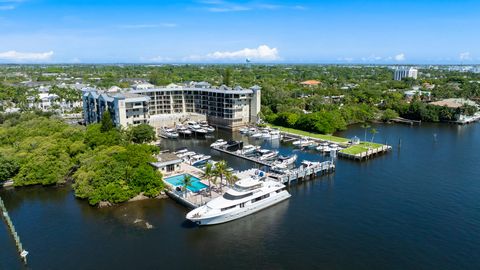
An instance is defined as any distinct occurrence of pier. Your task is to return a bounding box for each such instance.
[211,145,273,167]
[0,196,28,265]
[338,145,392,161]
[391,117,421,126]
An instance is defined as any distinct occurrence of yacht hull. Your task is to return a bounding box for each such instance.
[187,191,291,226]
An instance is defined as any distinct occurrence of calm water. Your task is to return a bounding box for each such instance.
[1,123,480,270]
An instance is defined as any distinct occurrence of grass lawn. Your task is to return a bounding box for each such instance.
[340,142,385,155]
[269,125,350,144]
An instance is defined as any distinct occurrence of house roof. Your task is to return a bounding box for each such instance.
[150,153,183,168]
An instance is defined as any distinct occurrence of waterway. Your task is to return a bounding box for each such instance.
[1,123,479,269]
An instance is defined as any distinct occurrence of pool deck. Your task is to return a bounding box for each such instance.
[163,162,226,209]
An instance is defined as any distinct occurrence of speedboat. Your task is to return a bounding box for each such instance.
[159,127,179,139]
[292,137,314,147]
[239,127,249,134]
[238,144,260,155]
[190,125,208,136]
[250,132,263,139]
[259,150,279,160]
[268,130,281,140]
[176,125,192,136]
[178,151,196,159]
[186,171,291,225]
[189,154,211,166]
[274,154,297,166]
[210,139,228,148]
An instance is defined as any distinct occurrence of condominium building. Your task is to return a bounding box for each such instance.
[394,67,418,81]
[82,82,261,130]
[82,90,150,127]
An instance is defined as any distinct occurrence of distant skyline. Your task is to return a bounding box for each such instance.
[0,0,479,64]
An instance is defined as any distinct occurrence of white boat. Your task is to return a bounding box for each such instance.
[174,148,188,154]
[239,127,249,134]
[159,127,179,139]
[292,137,314,147]
[176,125,192,136]
[200,123,215,133]
[250,132,263,139]
[178,151,196,159]
[186,171,291,225]
[189,154,211,166]
[238,144,260,155]
[268,130,281,140]
[210,139,228,148]
[274,154,297,166]
[315,145,324,151]
[189,124,208,136]
[259,150,279,160]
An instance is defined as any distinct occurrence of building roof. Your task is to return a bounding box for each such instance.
[429,98,477,108]
[300,80,321,86]
[150,153,183,168]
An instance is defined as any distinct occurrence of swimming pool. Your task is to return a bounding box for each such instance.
[164,174,208,192]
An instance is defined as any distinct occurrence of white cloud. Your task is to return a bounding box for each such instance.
[148,56,174,62]
[0,50,54,61]
[192,45,280,61]
[200,1,306,12]
[459,52,471,61]
[394,53,406,61]
[118,23,177,29]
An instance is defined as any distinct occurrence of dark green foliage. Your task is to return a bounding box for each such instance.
[100,110,114,132]
[0,154,19,182]
[129,124,156,144]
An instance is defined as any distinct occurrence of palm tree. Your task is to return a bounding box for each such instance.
[181,174,193,197]
[361,122,370,143]
[370,128,378,145]
[204,162,215,197]
[213,160,228,189]
[225,172,239,187]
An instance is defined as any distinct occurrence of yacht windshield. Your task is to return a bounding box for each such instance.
[223,192,253,200]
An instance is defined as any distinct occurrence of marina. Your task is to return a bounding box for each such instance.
[1,122,480,269]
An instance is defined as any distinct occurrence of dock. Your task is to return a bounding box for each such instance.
[211,146,273,167]
[391,117,421,126]
[235,161,335,185]
[0,196,28,264]
[338,145,392,161]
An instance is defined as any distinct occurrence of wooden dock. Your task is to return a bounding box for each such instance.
[391,117,421,126]
[0,196,28,265]
[211,146,273,167]
[268,161,335,185]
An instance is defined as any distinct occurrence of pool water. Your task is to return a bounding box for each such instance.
[164,174,208,192]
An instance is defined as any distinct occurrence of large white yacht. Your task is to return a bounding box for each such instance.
[186,171,291,225]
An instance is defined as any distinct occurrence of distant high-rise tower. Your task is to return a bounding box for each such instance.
[394,67,418,81]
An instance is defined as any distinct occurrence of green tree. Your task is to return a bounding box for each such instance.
[382,109,399,122]
[204,162,215,197]
[223,68,232,86]
[129,124,156,144]
[100,110,114,132]
[370,128,378,144]
[213,160,228,188]
[0,154,19,182]
[182,174,193,197]
[361,122,371,142]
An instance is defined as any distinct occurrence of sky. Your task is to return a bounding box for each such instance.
[0,0,479,64]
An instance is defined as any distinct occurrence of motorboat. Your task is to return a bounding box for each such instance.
[238,144,260,155]
[250,132,264,139]
[258,150,279,160]
[239,127,249,134]
[188,154,211,166]
[176,125,192,136]
[292,137,314,147]
[210,139,228,148]
[224,140,244,152]
[186,171,291,225]
[174,147,188,154]
[274,154,297,166]
[178,151,196,159]
[159,127,179,139]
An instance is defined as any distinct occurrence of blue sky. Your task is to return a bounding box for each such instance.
[0,0,479,64]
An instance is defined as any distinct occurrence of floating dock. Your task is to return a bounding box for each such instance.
[211,146,273,167]
[0,196,28,264]
[338,145,392,161]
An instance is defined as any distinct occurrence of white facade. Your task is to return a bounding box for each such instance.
[394,67,418,81]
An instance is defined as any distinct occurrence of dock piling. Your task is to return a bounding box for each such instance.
[0,196,28,265]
